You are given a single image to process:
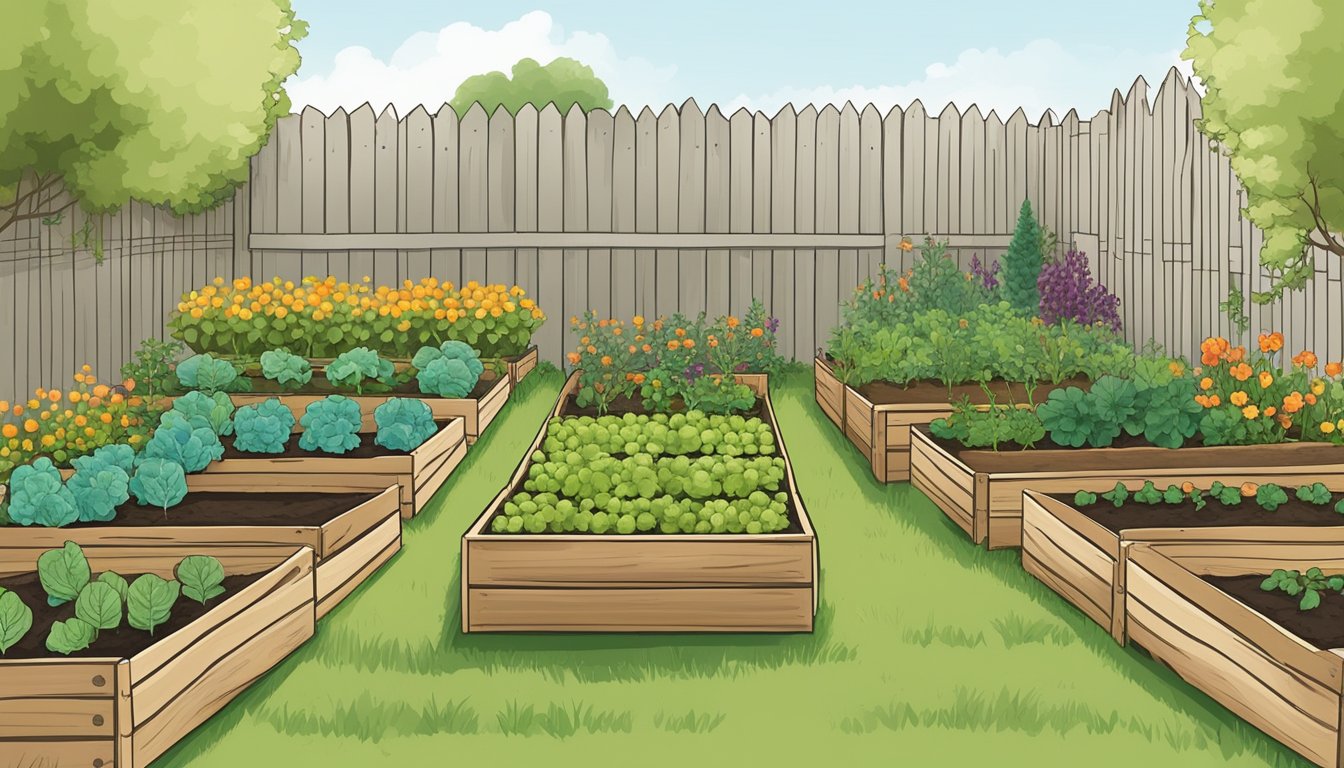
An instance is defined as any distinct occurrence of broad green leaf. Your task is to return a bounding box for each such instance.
[38,541,91,607]
[75,581,123,631]
[176,556,226,605]
[46,618,95,655]
[0,589,33,653]
[1301,589,1322,611]
[127,575,180,635]
[97,572,130,602]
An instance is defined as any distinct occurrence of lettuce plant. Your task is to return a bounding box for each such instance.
[38,541,91,607]
[89,444,136,475]
[325,348,394,395]
[127,573,179,635]
[299,396,363,454]
[260,349,312,390]
[129,458,189,513]
[413,341,484,398]
[170,390,235,436]
[142,411,223,472]
[176,353,249,394]
[374,398,437,452]
[232,398,295,454]
[7,458,78,528]
[177,555,226,605]
[0,588,33,654]
[67,453,131,523]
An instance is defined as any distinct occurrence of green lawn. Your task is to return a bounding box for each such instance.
[156,367,1305,767]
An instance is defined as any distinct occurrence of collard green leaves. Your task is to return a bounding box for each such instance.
[46,618,96,655]
[129,458,189,511]
[38,541,91,607]
[7,458,79,528]
[127,574,180,635]
[75,581,123,631]
[232,397,296,454]
[176,556,226,605]
[373,398,437,452]
[0,589,33,654]
[260,349,313,390]
[299,396,363,454]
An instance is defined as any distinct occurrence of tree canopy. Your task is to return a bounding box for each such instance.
[450,57,613,116]
[1184,0,1344,303]
[0,0,306,232]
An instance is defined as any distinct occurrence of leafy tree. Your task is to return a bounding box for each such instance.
[0,1,307,234]
[1001,200,1043,314]
[451,57,612,116]
[1184,0,1344,303]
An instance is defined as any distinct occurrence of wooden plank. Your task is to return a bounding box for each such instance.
[511,105,537,301]
[815,105,840,346]
[316,512,402,618]
[404,106,435,282]
[372,106,399,286]
[634,106,659,318]
[431,105,462,286]
[468,539,813,586]
[458,103,489,282]
[536,104,564,362]
[300,106,328,276]
[770,105,800,357]
[795,105,818,355]
[678,99,708,318]
[705,104,731,319]
[728,108,755,321]
[656,104,680,318]
[347,104,377,281]
[466,587,813,633]
[586,108,615,322]
[563,103,589,341]
[751,111,772,313]
[324,108,351,281]
[882,104,905,268]
[611,106,637,320]
[859,104,884,286]
[487,105,516,286]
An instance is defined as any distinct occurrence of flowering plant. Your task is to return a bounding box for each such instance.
[1037,250,1122,332]
[1193,333,1314,445]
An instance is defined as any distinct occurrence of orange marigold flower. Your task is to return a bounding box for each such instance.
[632,373,646,385]
[633,315,645,326]
[675,328,686,337]
[1199,377,1214,391]
[1229,391,1249,407]
[1322,421,1338,434]
[1240,482,1258,497]
[682,339,695,349]
[667,340,680,350]
[1200,336,1230,366]
[641,344,652,353]
[1208,394,1221,407]
[1181,481,1195,494]
[897,277,910,292]
[1168,361,1185,378]
[1327,362,1344,377]
[600,355,613,366]
[1258,332,1284,353]
[1194,394,1210,408]
[1293,350,1319,369]
[751,328,764,337]
[586,345,597,355]
[726,316,740,328]
[1242,404,1260,420]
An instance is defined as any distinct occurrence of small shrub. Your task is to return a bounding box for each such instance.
[1001,200,1043,314]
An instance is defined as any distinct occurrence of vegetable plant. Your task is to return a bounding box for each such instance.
[232,398,296,454]
[326,347,395,395]
[0,588,33,654]
[413,341,484,397]
[38,541,91,607]
[374,398,437,452]
[1101,482,1128,507]
[127,574,180,635]
[141,410,223,473]
[176,353,248,394]
[1132,481,1163,505]
[129,458,189,513]
[299,396,363,454]
[177,556,226,605]
[121,337,184,401]
[1073,491,1098,506]
[170,390,235,436]
[1001,200,1043,314]
[1260,568,1344,611]
[66,452,131,523]
[928,397,1045,450]
[1256,483,1290,511]
[7,458,79,528]
[260,349,312,390]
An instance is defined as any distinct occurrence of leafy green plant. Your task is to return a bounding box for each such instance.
[928,395,1045,451]
[413,341,485,397]
[260,349,313,390]
[1162,484,1186,504]
[75,581,123,635]
[1256,483,1290,511]
[46,617,96,655]
[171,390,235,437]
[1037,376,1137,448]
[127,574,180,635]
[7,458,78,527]
[1073,491,1097,506]
[678,375,757,415]
[66,453,131,523]
[374,398,438,452]
[176,353,249,394]
[1208,481,1244,506]
[299,396,363,454]
[89,444,136,476]
[122,338,184,400]
[1260,567,1344,611]
[232,398,296,454]
[1101,482,1128,507]
[128,458,189,513]
[97,572,129,602]
[1124,378,1203,449]
[177,556,226,605]
[1297,483,1332,505]
[141,410,223,472]
[0,588,32,654]
[1133,481,1163,505]
[1001,200,1043,313]
[326,347,394,395]
[38,541,91,607]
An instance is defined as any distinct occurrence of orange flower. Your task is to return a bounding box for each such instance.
[566,352,581,365]
[23,419,38,433]
[600,355,612,366]
[675,328,686,338]
[1282,392,1305,414]
[1264,406,1277,417]
[751,328,764,337]
[1168,361,1185,378]
[641,344,652,353]
[1229,363,1253,382]
[0,424,16,439]
[1200,336,1230,366]
[1181,481,1195,494]
[898,237,914,252]
[1242,405,1260,420]
[1258,332,1284,353]
[1229,390,1248,407]
[1240,482,1258,497]
[1199,377,1214,391]
[1293,350,1319,369]
[1322,421,1338,435]
[667,340,680,351]
[726,316,740,328]
[682,339,695,349]
[1258,371,1274,389]
[1307,393,1318,405]
[897,277,910,292]
[1207,394,1221,407]
[1327,362,1343,377]
[632,373,646,385]
[1195,394,1212,408]
[1279,414,1294,429]
[1226,346,1246,363]
[586,345,597,355]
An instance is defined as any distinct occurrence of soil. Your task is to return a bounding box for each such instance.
[0,570,264,659]
[926,432,1344,474]
[240,374,500,399]
[857,376,1090,407]
[1058,492,1344,535]
[559,391,765,420]
[67,491,378,529]
[1203,574,1344,649]
[219,420,454,459]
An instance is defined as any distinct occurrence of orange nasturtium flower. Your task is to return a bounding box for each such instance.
[1229,391,1249,407]
[1282,392,1305,414]
[1258,332,1285,353]
[1229,363,1253,382]
[1327,361,1344,377]
[1258,371,1274,389]
[1241,405,1260,420]
[1240,482,1259,497]
[567,352,581,365]
[1200,336,1230,365]
[1199,377,1214,391]
[1322,421,1337,435]
[751,328,764,338]
[899,237,914,252]
[1293,350,1319,369]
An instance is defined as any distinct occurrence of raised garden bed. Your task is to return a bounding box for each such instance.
[461,372,818,633]
[1125,542,1344,768]
[506,346,539,390]
[1021,488,1344,643]
[0,547,314,768]
[0,487,400,620]
[189,419,466,519]
[910,425,1344,549]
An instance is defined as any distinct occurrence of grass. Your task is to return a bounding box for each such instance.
[153,366,1307,767]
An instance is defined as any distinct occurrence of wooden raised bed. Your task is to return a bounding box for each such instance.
[0,486,400,620]
[911,426,1344,549]
[505,346,539,390]
[229,371,510,444]
[461,372,818,633]
[191,419,466,519]
[1021,490,1344,644]
[1126,541,1344,768]
[0,547,314,768]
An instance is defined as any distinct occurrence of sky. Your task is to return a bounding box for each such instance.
[285,0,1202,118]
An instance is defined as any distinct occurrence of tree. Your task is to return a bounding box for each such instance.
[1184,0,1344,303]
[1001,200,1043,314]
[451,57,612,116]
[0,0,307,234]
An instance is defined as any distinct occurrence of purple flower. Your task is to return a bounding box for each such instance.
[735,362,749,372]
[1037,250,1121,332]
[969,254,1000,291]
[684,362,706,382]
[766,316,781,333]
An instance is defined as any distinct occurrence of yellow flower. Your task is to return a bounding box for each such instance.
[1242,405,1260,420]
[1322,421,1337,434]
[1229,390,1248,407]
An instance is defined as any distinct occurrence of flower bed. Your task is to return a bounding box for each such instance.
[0,545,314,768]
[910,425,1344,548]
[1125,542,1344,768]
[1021,485,1344,642]
[460,372,817,633]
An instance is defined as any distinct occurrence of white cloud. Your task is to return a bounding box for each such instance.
[723,39,1199,119]
[287,11,679,114]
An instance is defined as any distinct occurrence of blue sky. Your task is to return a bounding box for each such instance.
[286,0,1201,117]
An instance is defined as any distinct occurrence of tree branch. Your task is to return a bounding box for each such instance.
[1298,176,1344,258]
[0,171,65,233]
[0,195,77,231]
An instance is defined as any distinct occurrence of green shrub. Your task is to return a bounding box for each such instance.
[1002,199,1043,313]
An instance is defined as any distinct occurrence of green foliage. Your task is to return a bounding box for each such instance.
[1001,200,1043,313]
[1219,283,1251,335]
[232,398,295,454]
[413,341,484,398]
[75,581,122,632]
[904,238,996,315]
[1162,484,1186,504]
[1184,0,1344,302]
[176,354,248,394]
[1297,483,1333,505]
[1189,488,1208,511]
[171,390,235,437]
[677,376,757,415]
[66,453,130,523]
[38,541,90,607]
[127,574,180,635]
[541,412,776,459]
[1256,483,1290,511]
[45,617,95,655]
[1036,376,1136,448]
[177,556,226,605]
[373,398,438,452]
[1073,491,1097,506]
[928,398,1045,451]
[1209,481,1244,506]
[1132,481,1163,505]
[128,458,189,512]
[142,410,223,472]
[122,338,184,400]
[260,349,312,390]
[1261,567,1344,611]
[1124,378,1203,449]
[298,396,363,454]
[97,571,129,603]
[7,457,78,527]
[0,1,306,229]
[451,57,612,117]
[89,444,135,476]
[0,588,32,654]
[326,348,394,395]
[1101,483,1128,507]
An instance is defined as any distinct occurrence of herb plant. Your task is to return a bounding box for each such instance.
[122,338,184,400]
[1260,568,1344,611]
[1101,483,1128,507]
[299,396,363,454]
[259,349,313,390]
[232,398,296,454]
[928,395,1045,450]
[373,398,438,452]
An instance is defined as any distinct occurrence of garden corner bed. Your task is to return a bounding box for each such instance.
[461,371,818,633]
[0,547,315,768]
[910,425,1344,549]
[1125,542,1344,768]
[506,346,540,390]
[1021,488,1344,643]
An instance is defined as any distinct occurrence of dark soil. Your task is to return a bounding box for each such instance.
[926,432,1344,474]
[1204,574,1344,649]
[857,376,1090,407]
[0,571,263,659]
[560,391,765,420]
[67,491,378,528]
[219,420,454,459]
[241,374,500,399]
[1058,492,1344,535]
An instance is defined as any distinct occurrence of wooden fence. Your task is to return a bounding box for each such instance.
[2,68,1341,402]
